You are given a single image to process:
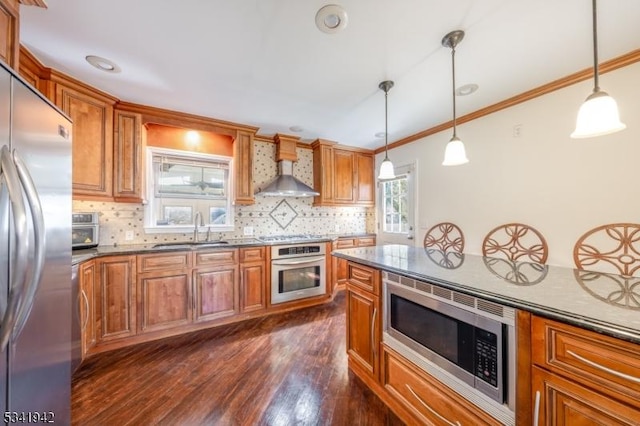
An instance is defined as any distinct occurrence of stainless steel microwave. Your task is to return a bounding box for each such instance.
[72,212,99,249]
[383,271,516,425]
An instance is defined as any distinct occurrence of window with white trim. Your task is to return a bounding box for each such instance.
[144,147,234,233]
[380,176,409,233]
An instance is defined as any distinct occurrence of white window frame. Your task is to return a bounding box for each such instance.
[144,146,235,234]
[377,163,415,245]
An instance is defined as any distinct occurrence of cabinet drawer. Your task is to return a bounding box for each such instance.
[335,238,356,249]
[347,262,379,295]
[239,246,265,263]
[137,251,191,273]
[532,366,640,425]
[356,237,375,247]
[383,347,501,426]
[532,316,640,409]
[195,249,238,266]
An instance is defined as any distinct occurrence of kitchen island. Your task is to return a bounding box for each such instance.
[333,244,640,425]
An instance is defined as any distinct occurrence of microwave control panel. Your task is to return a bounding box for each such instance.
[474,330,498,387]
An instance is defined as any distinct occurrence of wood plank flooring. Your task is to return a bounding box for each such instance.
[72,293,404,425]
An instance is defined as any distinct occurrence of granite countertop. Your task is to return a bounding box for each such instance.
[332,244,640,345]
[71,237,266,264]
[71,233,376,265]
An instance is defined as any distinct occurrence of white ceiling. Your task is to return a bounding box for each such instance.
[19,0,640,150]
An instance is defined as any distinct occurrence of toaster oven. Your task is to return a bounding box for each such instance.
[72,212,99,249]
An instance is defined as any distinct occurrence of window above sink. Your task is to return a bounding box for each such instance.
[144,147,235,234]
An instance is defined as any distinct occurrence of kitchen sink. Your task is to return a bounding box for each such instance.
[152,241,229,249]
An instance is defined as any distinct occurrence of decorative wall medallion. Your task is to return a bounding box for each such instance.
[269,199,298,229]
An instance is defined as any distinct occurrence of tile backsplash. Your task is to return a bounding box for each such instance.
[74,141,375,246]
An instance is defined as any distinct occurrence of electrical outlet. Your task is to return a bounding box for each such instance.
[513,124,523,138]
[125,230,134,241]
[243,226,254,236]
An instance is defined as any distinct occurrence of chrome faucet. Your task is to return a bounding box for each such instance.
[193,212,204,242]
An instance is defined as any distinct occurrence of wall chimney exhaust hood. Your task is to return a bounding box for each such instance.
[256,134,319,198]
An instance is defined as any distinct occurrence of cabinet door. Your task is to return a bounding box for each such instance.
[0,0,19,68]
[56,82,114,198]
[234,131,254,205]
[79,260,96,357]
[240,262,266,313]
[346,284,379,380]
[333,150,355,203]
[193,265,239,322]
[95,256,136,342]
[532,366,640,425]
[113,110,143,202]
[137,271,191,333]
[355,153,374,205]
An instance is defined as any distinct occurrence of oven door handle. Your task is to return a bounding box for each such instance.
[272,256,325,266]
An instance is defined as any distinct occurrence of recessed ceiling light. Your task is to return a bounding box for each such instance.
[85,55,121,73]
[374,132,387,138]
[456,83,478,96]
[315,5,348,34]
[289,125,304,133]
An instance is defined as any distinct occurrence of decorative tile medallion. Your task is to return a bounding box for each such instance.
[269,199,298,229]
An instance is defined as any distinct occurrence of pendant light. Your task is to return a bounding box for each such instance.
[378,80,396,180]
[571,0,625,138]
[442,30,469,166]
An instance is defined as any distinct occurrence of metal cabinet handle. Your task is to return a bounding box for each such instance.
[81,289,89,332]
[406,384,461,426]
[0,146,28,352]
[371,307,377,359]
[272,256,325,266]
[11,149,46,340]
[566,349,640,384]
[533,390,541,426]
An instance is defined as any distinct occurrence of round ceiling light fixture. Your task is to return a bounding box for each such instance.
[85,55,121,73]
[289,125,305,133]
[315,4,348,34]
[456,83,479,96]
[374,132,387,138]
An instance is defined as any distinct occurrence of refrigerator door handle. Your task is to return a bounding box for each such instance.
[0,146,29,352]
[10,149,46,340]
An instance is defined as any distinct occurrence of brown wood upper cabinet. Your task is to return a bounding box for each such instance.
[234,130,254,205]
[114,109,144,202]
[52,73,117,199]
[0,0,19,69]
[311,139,375,207]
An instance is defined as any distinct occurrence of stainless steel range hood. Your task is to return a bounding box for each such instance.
[255,134,319,197]
[256,160,319,197]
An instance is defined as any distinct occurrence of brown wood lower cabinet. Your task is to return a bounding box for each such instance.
[345,261,381,383]
[532,366,639,425]
[137,271,191,333]
[531,315,640,425]
[383,346,502,426]
[332,236,376,293]
[193,265,239,322]
[94,255,136,342]
[240,247,266,313]
[79,260,96,358]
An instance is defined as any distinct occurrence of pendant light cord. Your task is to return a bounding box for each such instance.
[592,0,600,92]
[384,89,389,160]
[451,45,458,138]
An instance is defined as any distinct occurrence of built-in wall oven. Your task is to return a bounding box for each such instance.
[383,271,516,425]
[270,242,326,304]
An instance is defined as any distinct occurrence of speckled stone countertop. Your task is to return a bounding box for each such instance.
[332,244,640,345]
[71,233,376,265]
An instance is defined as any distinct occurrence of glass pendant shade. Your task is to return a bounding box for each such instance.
[571,90,626,138]
[442,136,469,166]
[378,157,395,180]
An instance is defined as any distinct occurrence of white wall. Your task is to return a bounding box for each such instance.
[377,62,640,268]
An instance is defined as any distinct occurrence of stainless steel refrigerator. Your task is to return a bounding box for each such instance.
[0,61,72,423]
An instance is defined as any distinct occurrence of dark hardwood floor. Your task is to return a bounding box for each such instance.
[72,293,404,425]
